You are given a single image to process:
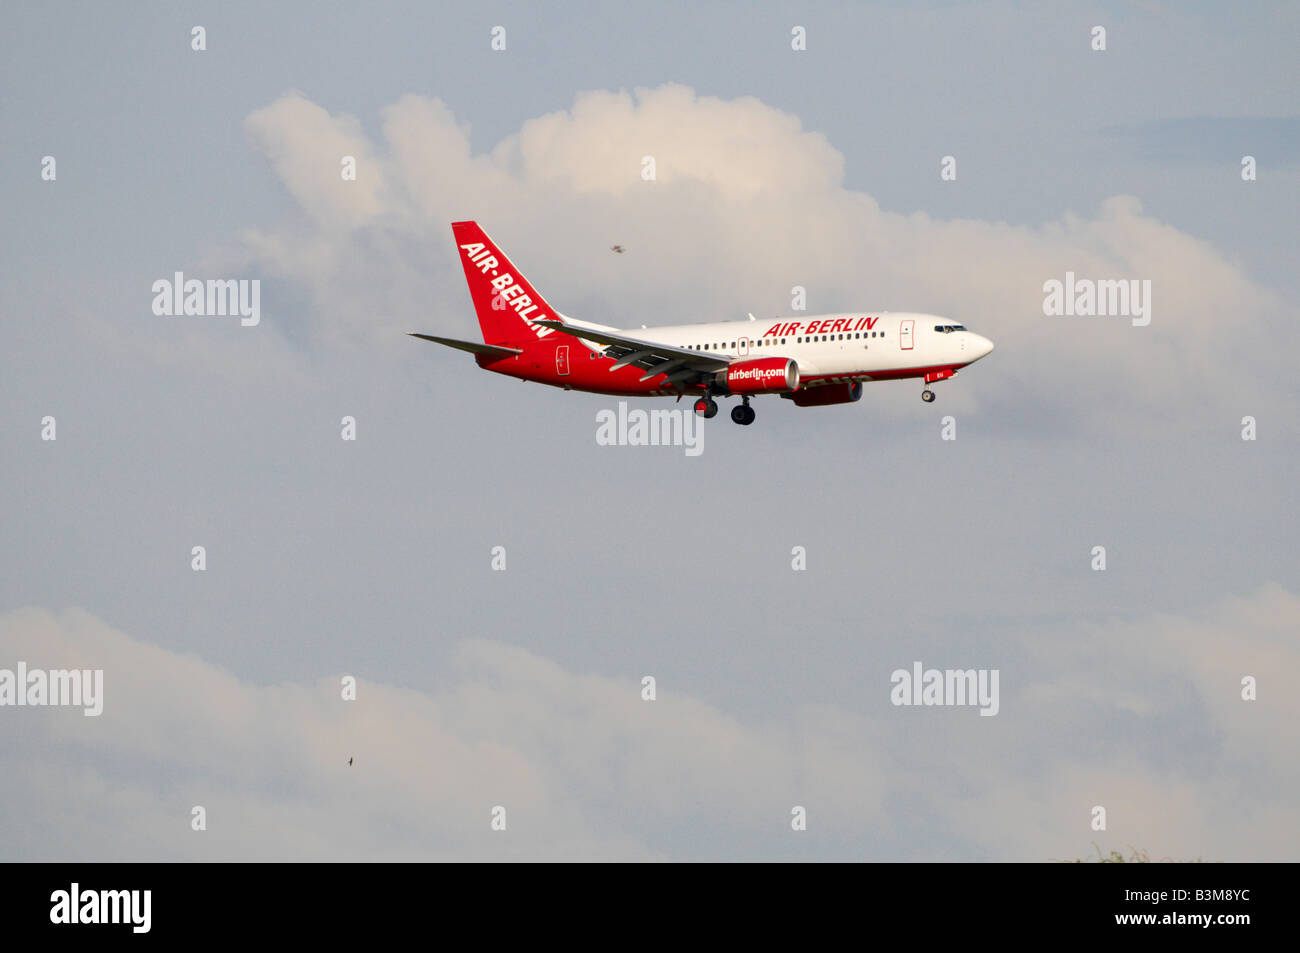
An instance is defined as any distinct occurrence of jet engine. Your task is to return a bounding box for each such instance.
[783,382,863,406]
[721,358,799,394]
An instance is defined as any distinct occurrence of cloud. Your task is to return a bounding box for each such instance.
[244,92,389,228]
[0,607,883,860]
[2,587,1296,860]
[227,84,1288,429]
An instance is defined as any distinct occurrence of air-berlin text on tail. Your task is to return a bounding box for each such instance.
[762,316,879,337]
[460,241,552,336]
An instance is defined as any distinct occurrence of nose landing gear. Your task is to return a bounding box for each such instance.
[921,368,955,402]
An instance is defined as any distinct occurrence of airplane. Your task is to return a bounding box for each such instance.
[411,221,995,425]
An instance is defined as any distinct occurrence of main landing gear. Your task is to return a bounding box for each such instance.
[693,396,718,419]
[730,396,756,426]
[693,393,756,425]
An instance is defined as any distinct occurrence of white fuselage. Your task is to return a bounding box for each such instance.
[582,311,994,389]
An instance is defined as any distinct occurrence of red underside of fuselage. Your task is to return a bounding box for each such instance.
[477,337,967,395]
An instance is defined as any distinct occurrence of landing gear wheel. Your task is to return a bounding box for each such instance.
[730,395,756,425]
[730,404,756,425]
[694,397,718,418]
[921,389,936,403]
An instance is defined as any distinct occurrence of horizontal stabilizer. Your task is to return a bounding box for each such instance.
[407,333,522,359]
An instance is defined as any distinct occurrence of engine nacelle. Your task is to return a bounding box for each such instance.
[784,382,863,407]
[722,358,799,394]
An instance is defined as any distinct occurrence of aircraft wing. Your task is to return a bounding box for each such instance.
[530,319,729,384]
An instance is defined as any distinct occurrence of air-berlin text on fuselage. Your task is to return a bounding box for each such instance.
[761,317,879,338]
[460,241,554,337]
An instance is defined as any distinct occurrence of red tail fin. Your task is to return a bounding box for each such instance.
[452,221,562,347]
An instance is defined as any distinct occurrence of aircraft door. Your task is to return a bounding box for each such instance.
[556,345,570,375]
[900,319,914,350]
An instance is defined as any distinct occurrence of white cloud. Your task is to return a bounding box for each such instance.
[244,92,388,229]
[2,587,1296,860]
[0,608,884,860]
[226,84,1289,427]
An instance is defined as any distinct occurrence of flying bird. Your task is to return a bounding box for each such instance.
[347,757,353,767]
[610,245,625,254]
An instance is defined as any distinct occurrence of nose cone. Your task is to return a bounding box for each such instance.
[972,334,995,359]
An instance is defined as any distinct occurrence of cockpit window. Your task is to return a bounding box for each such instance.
[933,324,968,333]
